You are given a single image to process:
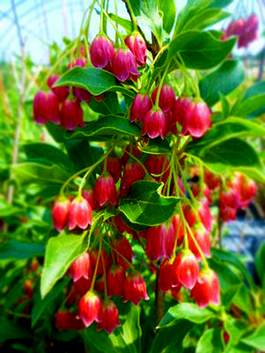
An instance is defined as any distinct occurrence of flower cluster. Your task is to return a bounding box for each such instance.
[224,14,259,48]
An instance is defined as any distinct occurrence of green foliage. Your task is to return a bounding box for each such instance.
[119,181,180,226]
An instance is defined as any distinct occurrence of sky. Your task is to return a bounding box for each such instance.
[0,0,264,64]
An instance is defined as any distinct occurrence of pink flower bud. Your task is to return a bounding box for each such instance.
[46,91,60,124]
[171,97,192,135]
[188,228,211,260]
[112,49,139,82]
[90,36,115,68]
[68,57,87,69]
[106,155,122,183]
[94,173,118,207]
[130,94,152,123]
[159,259,180,292]
[186,101,211,138]
[52,196,70,231]
[120,161,145,197]
[68,196,92,230]
[142,108,167,139]
[151,85,175,113]
[77,291,102,327]
[33,91,47,124]
[112,236,135,269]
[47,74,69,102]
[60,99,85,131]
[124,32,147,66]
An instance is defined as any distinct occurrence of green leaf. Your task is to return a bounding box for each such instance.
[119,181,180,226]
[159,303,216,327]
[40,233,87,298]
[158,0,176,34]
[168,31,235,70]
[224,319,249,352]
[24,143,73,172]
[46,115,141,143]
[32,278,69,328]
[109,13,133,32]
[89,92,123,115]
[200,60,245,107]
[254,241,265,285]
[232,93,265,118]
[13,162,69,187]
[187,117,265,153]
[233,284,252,314]
[174,0,232,35]
[242,322,265,350]
[188,138,265,183]
[55,67,134,97]
[0,240,45,260]
[239,81,265,118]
[150,319,194,353]
[0,199,21,217]
[64,139,103,173]
[41,212,103,297]
[196,328,224,353]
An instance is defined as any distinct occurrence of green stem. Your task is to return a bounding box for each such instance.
[124,150,149,177]
[90,239,103,291]
[124,0,138,30]
[154,62,170,108]
[100,0,105,33]
[101,6,124,43]
[103,239,134,269]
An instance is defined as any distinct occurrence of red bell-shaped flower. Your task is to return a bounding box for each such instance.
[120,160,145,197]
[112,236,135,269]
[90,36,115,69]
[90,248,110,276]
[204,169,220,190]
[68,57,87,69]
[47,74,69,102]
[46,91,60,124]
[142,107,167,139]
[145,222,176,261]
[130,93,152,123]
[151,85,175,113]
[190,269,220,308]
[112,49,139,82]
[77,291,102,327]
[107,265,126,297]
[97,300,120,333]
[69,253,91,282]
[171,97,192,135]
[186,100,211,138]
[188,228,211,260]
[94,173,118,207]
[52,196,70,231]
[68,196,92,230]
[175,250,199,290]
[56,311,85,331]
[124,32,147,66]
[60,99,85,131]
[106,155,122,183]
[124,272,149,305]
[159,259,180,292]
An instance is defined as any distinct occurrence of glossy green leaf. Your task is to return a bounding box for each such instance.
[0,198,21,217]
[233,284,252,314]
[196,328,224,353]
[242,322,265,350]
[232,93,265,118]
[88,92,122,115]
[158,0,176,34]
[46,115,141,143]
[168,31,235,70]
[224,319,249,352]
[188,138,265,183]
[32,278,69,328]
[24,143,73,172]
[40,233,87,298]
[159,303,215,327]
[200,60,245,107]
[150,319,194,353]
[174,0,233,35]
[187,117,265,154]
[0,240,45,260]
[55,67,134,98]
[254,240,265,285]
[119,181,180,226]
[240,81,265,117]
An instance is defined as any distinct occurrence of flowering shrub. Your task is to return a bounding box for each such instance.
[1,0,265,352]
